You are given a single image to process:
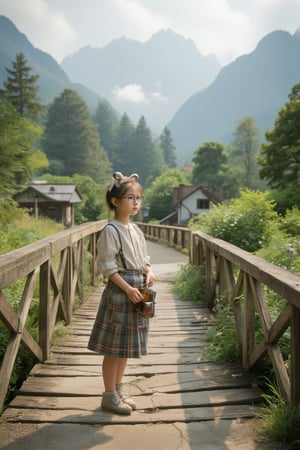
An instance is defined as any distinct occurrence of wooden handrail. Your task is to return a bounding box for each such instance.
[0,220,106,410]
[139,223,300,409]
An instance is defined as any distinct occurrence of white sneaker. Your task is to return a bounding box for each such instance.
[116,383,137,410]
[101,391,132,415]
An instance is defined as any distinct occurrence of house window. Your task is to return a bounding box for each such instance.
[197,199,210,209]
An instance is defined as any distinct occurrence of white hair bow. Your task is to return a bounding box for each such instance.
[108,172,139,192]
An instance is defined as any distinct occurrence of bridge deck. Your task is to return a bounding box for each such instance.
[0,243,265,448]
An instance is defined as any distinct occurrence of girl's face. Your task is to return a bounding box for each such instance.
[114,185,143,219]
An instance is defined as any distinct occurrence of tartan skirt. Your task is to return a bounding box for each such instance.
[87,270,149,358]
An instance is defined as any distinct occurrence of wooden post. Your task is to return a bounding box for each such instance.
[242,273,256,370]
[39,261,51,361]
[63,246,72,324]
[89,232,97,286]
[290,305,300,406]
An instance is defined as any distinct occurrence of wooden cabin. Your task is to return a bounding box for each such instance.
[14,181,82,227]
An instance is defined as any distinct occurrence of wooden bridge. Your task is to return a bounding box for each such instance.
[0,221,300,446]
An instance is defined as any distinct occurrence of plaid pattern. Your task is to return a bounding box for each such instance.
[88,270,149,358]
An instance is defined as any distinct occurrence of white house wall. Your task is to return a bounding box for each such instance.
[178,190,210,223]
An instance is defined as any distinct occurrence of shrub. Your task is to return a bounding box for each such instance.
[279,206,300,237]
[173,263,206,304]
[189,189,277,252]
[256,231,300,276]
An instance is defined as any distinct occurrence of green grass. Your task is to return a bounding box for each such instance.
[173,263,206,305]
[257,378,300,445]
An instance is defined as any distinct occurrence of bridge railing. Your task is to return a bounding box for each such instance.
[140,223,300,409]
[1,220,299,414]
[191,230,300,407]
[137,222,191,253]
[0,220,106,411]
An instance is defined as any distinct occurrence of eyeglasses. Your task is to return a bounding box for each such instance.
[122,195,143,202]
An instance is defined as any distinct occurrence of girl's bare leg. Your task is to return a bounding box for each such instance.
[116,358,128,385]
[102,355,119,391]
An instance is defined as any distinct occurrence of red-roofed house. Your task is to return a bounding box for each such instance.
[168,184,223,225]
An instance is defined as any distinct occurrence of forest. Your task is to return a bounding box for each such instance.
[1,50,300,273]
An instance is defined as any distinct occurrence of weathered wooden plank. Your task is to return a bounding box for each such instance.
[18,370,253,397]
[46,352,204,366]
[30,362,239,377]
[3,404,257,424]
[9,388,261,411]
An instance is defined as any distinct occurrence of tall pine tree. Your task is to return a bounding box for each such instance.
[42,89,111,184]
[131,116,164,186]
[2,52,44,121]
[93,100,119,168]
[0,98,46,195]
[113,113,136,175]
[159,126,177,167]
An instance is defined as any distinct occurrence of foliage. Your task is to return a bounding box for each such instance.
[267,187,300,216]
[256,231,300,276]
[189,189,277,252]
[0,203,64,255]
[173,263,206,304]
[279,206,300,237]
[257,379,300,444]
[144,168,188,221]
[42,89,111,184]
[131,116,165,187]
[229,116,263,190]
[113,113,136,175]
[159,126,177,168]
[191,141,240,199]
[192,141,227,187]
[258,83,300,190]
[2,52,45,121]
[202,301,240,363]
[0,98,46,196]
[93,99,119,168]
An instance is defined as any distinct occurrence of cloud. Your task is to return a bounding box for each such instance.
[112,84,149,104]
[112,83,169,105]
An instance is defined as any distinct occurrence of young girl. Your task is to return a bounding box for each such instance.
[88,172,155,415]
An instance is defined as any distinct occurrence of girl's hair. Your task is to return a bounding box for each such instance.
[106,172,142,211]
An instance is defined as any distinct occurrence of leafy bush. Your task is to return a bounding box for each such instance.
[279,206,300,237]
[189,189,277,252]
[256,231,300,276]
[173,263,206,304]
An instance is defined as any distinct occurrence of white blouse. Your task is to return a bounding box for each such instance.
[96,219,150,278]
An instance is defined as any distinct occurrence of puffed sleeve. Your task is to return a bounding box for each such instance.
[96,226,121,278]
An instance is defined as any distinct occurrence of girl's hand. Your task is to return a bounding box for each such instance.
[126,286,143,304]
[146,268,155,287]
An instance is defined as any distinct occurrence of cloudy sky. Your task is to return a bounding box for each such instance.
[0,0,300,65]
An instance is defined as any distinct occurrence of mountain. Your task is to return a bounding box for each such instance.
[61,29,220,131]
[168,29,300,164]
[0,15,104,110]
